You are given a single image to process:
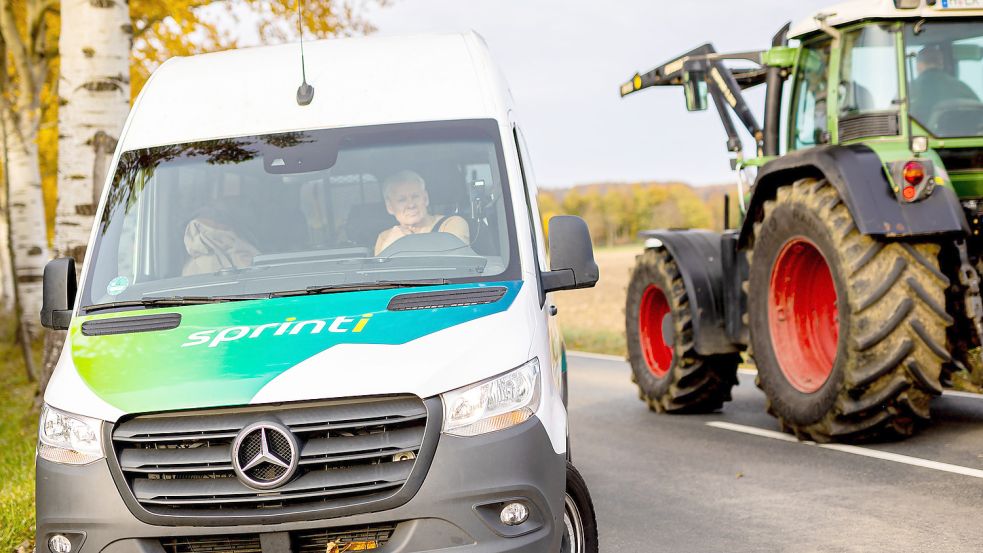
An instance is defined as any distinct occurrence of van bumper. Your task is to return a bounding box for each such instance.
[37,417,564,553]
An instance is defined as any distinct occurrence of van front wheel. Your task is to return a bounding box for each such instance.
[561,462,598,553]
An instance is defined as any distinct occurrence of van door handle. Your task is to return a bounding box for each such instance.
[549,305,558,316]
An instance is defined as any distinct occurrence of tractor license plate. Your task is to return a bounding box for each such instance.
[938,0,983,9]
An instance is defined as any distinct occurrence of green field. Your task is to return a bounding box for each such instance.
[554,245,636,357]
[0,324,38,553]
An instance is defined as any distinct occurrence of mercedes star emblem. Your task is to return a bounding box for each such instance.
[231,421,300,490]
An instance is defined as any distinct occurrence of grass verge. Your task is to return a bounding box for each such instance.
[562,326,625,358]
[0,320,38,553]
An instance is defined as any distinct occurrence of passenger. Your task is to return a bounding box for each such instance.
[909,45,979,123]
[374,170,470,255]
[182,205,260,275]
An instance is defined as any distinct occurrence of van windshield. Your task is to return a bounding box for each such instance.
[80,119,520,310]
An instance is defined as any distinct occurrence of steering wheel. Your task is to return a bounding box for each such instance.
[926,98,983,135]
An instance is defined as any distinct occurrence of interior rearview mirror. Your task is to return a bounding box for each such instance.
[41,258,77,331]
[683,70,708,112]
[541,215,599,293]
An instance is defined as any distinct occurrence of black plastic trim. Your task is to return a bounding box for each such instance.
[838,111,899,142]
[388,287,506,311]
[937,147,983,172]
[81,313,181,336]
[720,231,749,346]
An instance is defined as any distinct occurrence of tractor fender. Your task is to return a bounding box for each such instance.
[738,144,969,249]
[639,229,738,356]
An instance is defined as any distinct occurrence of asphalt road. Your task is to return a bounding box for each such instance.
[566,352,983,552]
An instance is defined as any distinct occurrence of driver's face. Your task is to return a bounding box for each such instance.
[385,180,430,226]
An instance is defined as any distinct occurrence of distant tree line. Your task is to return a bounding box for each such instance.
[538,182,741,247]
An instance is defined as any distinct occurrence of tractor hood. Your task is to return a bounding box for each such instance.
[44,281,535,422]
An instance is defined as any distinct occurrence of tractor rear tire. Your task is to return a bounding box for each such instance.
[747,177,952,442]
[626,248,740,413]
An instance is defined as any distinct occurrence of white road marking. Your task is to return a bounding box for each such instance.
[943,389,983,400]
[706,421,799,443]
[707,421,983,479]
[567,350,625,363]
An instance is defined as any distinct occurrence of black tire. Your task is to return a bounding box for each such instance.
[561,462,598,553]
[747,177,952,442]
[625,248,740,413]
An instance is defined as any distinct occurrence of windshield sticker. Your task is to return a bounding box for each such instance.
[106,276,130,296]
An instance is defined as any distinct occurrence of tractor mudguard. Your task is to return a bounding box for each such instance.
[639,229,738,356]
[738,144,969,248]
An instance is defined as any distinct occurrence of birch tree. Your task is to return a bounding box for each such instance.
[0,0,57,340]
[36,0,131,394]
[0,182,14,313]
[55,0,130,262]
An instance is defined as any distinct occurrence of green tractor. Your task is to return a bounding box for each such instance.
[621,0,983,442]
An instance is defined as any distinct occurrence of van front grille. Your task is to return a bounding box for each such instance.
[110,396,438,521]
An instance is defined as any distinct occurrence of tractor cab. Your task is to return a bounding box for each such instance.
[618,0,983,444]
[788,2,983,202]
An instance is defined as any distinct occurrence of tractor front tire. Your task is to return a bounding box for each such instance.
[747,178,952,442]
[626,248,740,413]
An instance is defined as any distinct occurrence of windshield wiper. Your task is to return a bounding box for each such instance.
[82,294,267,314]
[271,278,450,298]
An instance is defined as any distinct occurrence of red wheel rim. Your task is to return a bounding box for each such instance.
[768,237,839,393]
[639,285,674,378]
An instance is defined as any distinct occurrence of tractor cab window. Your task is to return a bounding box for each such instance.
[904,21,983,137]
[791,41,831,150]
[840,24,900,116]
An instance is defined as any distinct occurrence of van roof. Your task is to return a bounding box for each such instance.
[789,0,983,39]
[120,32,512,151]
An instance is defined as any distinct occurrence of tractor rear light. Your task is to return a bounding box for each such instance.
[892,159,936,203]
[902,185,918,201]
[903,161,925,186]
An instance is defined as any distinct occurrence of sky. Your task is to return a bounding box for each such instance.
[361,0,834,188]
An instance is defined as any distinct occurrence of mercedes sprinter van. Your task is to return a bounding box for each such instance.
[36,33,599,553]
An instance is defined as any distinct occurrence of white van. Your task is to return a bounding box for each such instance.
[36,33,600,553]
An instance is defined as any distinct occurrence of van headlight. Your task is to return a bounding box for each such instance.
[38,404,104,465]
[441,358,541,437]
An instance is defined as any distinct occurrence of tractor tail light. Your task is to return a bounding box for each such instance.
[900,161,927,203]
[902,185,918,201]
[903,161,925,186]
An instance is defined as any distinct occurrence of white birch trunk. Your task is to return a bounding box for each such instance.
[38,0,133,392]
[0,200,14,313]
[55,0,131,262]
[5,111,49,337]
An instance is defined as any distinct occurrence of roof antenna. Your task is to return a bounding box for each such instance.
[295,0,314,106]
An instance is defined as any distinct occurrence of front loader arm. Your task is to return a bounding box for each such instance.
[620,44,767,156]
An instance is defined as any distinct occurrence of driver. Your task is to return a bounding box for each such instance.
[374,170,470,255]
[909,45,979,123]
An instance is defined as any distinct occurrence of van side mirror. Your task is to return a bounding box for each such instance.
[541,216,599,293]
[41,258,77,330]
[683,69,708,112]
